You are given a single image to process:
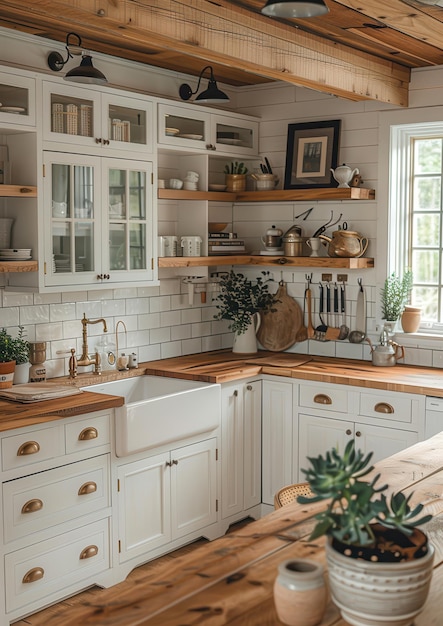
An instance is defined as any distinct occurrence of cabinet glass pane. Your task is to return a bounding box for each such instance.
[130,223,146,270]
[52,222,71,273]
[74,222,94,272]
[216,122,253,149]
[109,168,126,219]
[50,93,93,137]
[109,223,127,270]
[52,164,70,218]
[109,104,146,145]
[52,222,94,273]
[129,170,146,219]
[163,114,204,142]
[0,83,28,116]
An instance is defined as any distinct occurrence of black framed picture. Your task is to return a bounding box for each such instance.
[283,120,341,189]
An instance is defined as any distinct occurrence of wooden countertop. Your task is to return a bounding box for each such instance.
[38,431,443,625]
[0,390,124,433]
[2,350,443,432]
[143,350,443,396]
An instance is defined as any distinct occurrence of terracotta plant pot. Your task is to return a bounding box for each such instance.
[0,360,16,388]
[401,306,421,333]
[225,174,246,192]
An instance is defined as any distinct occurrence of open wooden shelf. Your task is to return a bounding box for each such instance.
[158,255,374,269]
[0,184,37,197]
[158,187,375,202]
[0,260,38,273]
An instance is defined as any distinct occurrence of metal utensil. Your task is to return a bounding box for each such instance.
[312,211,343,238]
[349,279,366,343]
[315,283,327,340]
[265,156,273,174]
[338,282,349,340]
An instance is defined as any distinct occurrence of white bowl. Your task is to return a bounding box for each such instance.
[208,184,227,192]
[169,178,183,190]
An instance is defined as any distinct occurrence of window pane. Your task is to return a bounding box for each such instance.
[414,138,442,174]
[412,177,441,210]
[411,249,439,283]
[415,286,439,321]
[412,214,440,247]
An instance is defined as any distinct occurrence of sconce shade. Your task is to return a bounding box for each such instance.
[64,55,108,85]
[261,0,329,18]
[179,66,229,104]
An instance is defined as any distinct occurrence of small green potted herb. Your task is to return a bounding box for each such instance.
[224,161,248,192]
[0,326,30,387]
[380,270,413,322]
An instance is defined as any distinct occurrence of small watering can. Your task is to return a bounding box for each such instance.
[366,331,405,367]
[331,164,359,188]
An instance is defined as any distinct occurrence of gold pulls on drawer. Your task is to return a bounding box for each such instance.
[78,427,98,441]
[314,394,332,405]
[78,481,97,496]
[17,441,40,456]
[21,499,43,514]
[79,545,98,560]
[22,567,44,584]
[374,402,394,414]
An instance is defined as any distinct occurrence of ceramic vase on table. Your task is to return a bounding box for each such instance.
[401,306,422,333]
[273,558,327,626]
[232,313,261,354]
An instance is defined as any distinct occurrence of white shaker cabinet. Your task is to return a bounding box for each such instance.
[261,378,295,507]
[117,438,218,568]
[43,151,155,290]
[220,379,262,526]
[0,69,36,128]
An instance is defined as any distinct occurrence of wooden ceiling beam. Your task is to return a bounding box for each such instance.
[0,0,410,105]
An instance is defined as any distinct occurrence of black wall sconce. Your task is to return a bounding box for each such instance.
[179,66,229,104]
[47,32,108,85]
[261,0,329,18]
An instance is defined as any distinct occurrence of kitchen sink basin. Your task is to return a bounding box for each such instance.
[82,376,221,457]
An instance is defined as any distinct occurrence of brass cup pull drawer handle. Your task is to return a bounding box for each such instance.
[374,402,394,414]
[17,441,40,456]
[78,481,97,496]
[78,427,98,441]
[80,545,98,560]
[21,499,43,514]
[23,567,44,584]
[314,394,332,405]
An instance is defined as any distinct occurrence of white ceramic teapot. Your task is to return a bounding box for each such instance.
[331,164,359,188]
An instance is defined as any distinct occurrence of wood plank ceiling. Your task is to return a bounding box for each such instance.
[0,0,443,106]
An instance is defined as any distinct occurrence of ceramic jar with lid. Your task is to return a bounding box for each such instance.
[274,558,327,626]
[282,225,304,256]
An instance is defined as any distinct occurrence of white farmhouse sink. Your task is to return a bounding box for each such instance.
[82,376,221,457]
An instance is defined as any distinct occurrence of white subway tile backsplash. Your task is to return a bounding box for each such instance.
[1,307,20,327]
[3,292,34,307]
[161,340,183,359]
[37,323,63,343]
[161,310,181,327]
[171,324,191,341]
[138,312,161,330]
[182,338,203,354]
[181,308,202,324]
[49,303,77,322]
[150,327,171,344]
[21,304,50,324]
[149,295,171,313]
[74,301,102,320]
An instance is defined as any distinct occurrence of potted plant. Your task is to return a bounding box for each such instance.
[213,270,275,353]
[380,270,413,329]
[298,440,434,626]
[0,326,30,387]
[224,161,248,192]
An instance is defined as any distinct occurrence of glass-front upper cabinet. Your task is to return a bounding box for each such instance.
[43,152,155,289]
[42,81,153,156]
[104,158,154,284]
[0,71,36,127]
[157,103,258,157]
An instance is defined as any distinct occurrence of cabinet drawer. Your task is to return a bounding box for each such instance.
[65,413,111,455]
[1,425,64,472]
[299,385,348,413]
[5,518,110,613]
[359,392,412,424]
[3,455,110,543]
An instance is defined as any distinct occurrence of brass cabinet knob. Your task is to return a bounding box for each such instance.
[78,427,98,441]
[79,545,98,560]
[78,481,97,496]
[17,441,40,456]
[22,567,44,584]
[21,499,43,514]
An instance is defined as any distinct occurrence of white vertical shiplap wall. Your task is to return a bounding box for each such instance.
[2,25,443,376]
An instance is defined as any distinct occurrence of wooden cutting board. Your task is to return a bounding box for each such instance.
[257,281,303,351]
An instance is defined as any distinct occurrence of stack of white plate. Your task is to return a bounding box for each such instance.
[0,248,32,260]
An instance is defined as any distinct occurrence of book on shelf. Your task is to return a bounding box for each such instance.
[209,244,246,254]
[208,232,237,239]
[208,239,245,246]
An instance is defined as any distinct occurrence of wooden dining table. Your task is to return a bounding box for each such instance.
[38,432,443,626]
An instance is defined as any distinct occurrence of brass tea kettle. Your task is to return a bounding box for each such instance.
[319,229,368,258]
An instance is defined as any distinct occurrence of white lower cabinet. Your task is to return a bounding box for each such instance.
[117,438,218,564]
[0,411,112,626]
[221,380,261,524]
[261,379,294,507]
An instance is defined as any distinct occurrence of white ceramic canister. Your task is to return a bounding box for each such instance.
[273,559,327,626]
[163,235,178,257]
[181,235,202,257]
[157,236,166,257]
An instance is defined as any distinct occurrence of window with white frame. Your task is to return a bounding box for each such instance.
[390,122,443,332]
